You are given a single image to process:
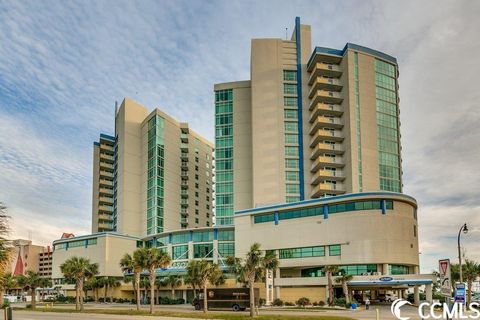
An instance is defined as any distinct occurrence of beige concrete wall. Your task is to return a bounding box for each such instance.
[280,287,326,304]
[116,98,148,237]
[52,234,138,279]
[235,194,419,268]
[230,81,253,211]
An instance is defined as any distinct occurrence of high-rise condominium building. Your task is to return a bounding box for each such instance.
[92,98,215,237]
[215,17,402,225]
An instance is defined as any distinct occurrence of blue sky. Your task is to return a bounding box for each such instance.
[0,0,479,272]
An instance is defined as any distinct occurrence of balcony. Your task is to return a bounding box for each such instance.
[181,181,189,189]
[181,144,189,152]
[181,152,189,160]
[180,133,188,143]
[181,190,189,198]
[99,205,113,212]
[308,63,342,83]
[99,179,113,187]
[311,182,346,197]
[309,116,343,134]
[310,129,344,147]
[98,222,114,230]
[101,144,114,152]
[100,153,115,163]
[311,156,345,173]
[181,210,189,217]
[181,162,189,171]
[181,172,189,180]
[309,103,343,119]
[181,200,189,207]
[310,169,346,184]
[181,217,188,225]
[100,170,114,179]
[99,196,114,205]
[309,78,342,96]
[99,188,113,196]
[310,143,344,159]
[309,90,343,106]
[98,213,113,221]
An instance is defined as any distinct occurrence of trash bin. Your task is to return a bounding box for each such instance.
[351,303,357,310]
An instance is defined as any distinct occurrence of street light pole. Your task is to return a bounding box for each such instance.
[458,223,468,283]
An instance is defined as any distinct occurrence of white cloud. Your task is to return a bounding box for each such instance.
[0,0,479,272]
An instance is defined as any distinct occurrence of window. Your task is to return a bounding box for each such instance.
[283,83,297,95]
[195,218,199,224]
[285,159,299,169]
[285,184,300,194]
[172,245,188,260]
[218,243,235,257]
[285,134,298,144]
[329,245,341,256]
[389,264,409,275]
[284,109,297,119]
[193,243,213,258]
[284,122,298,132]
[279,246,325,259]
[284,97,298,107]
[206,221,210,226]
[171,233,189,244]
[283,70,297,81]
[285,146,299,157]
[193,231,213,242]
[218,230,234,241]
[253,214,275,224]
[285,171,300,182]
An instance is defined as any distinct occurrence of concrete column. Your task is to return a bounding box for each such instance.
[187,241,194,260]
[212,240,218,264]
[383,263,389,275]
[414,286,420,306]
[371,290,376,300]
[414,266,419,274]
[425,284,433,303]
[274,250,280,299]
[183,290,187,304]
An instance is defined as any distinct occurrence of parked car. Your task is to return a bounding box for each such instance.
[192,288,259,311]
[378,293,398,302]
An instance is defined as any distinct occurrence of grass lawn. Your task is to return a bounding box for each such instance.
[17,307,356,320]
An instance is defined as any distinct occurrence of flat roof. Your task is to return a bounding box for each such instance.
[53,232,140,245]
[307,43,397,69]
[235,192,416,215]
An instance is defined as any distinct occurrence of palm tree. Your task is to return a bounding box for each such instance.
[16,271,44,310]
[185,261,202,299]
[187,260,223,313]
[463,259,480,306]
[84,277,99,302]
[165,275,182,299]
[134,247,171,314]
[38,277,52,302]
[60,256,99,311]
[120,252,142,310]
[226,243,278,317]
[0,203,13,304]
[0,273,16,303]
[324,265,339,306]
[335,273,353,304]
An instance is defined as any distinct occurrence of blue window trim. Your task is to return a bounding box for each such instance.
[274,212,279,225]
[323,205,329,219]
[213,229,218,240]
[381,200,386,214]
[295,16,305,201]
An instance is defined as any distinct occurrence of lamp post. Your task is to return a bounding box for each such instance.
[458,223,468,283]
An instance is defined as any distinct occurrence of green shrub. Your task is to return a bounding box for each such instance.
[284,301,295,306]
[258,298,266,307]
[26,304,32,309]
[318,300,326,306]
[2,300,10,309]
[334,297,346,307]
[346,302,352,309]
[272,298,284,306]
[296,297,310,307]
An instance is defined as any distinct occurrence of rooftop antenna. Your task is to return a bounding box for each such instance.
[285,27,288,40]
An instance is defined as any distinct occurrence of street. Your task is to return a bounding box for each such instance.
[6,304,426,320]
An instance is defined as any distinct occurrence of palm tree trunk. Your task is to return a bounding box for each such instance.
[468,280,472,306]
[0,290,4,306]
[328,272,334,306]
[95,287,98,303]
[104,283,107,302]
[75,281,80,311]
[203,284,208,313]
[31,287,36,310]
[171,288,175,299]
[135,272,140,311]
[249,277,256,317]
[79,278,85,311]
[149,269,155,314]
[343,281,350,304]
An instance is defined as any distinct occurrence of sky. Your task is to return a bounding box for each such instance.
[0,0,479,272]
